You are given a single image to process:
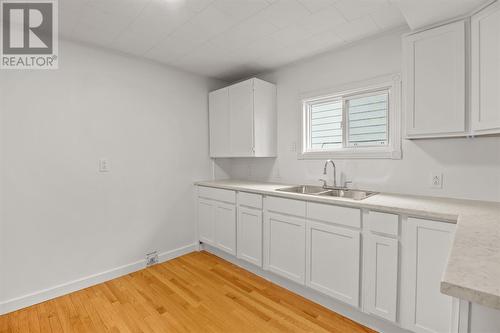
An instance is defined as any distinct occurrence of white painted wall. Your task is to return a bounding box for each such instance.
[214,29,500,202]
[0,41,221,307]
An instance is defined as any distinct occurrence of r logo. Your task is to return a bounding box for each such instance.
[2,2,53,54]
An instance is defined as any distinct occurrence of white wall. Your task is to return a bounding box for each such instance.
[214,29,500,202]
[0,41,221,307]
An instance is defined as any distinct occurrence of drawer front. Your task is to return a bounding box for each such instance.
[307,202,360,229]
[198,186,236,204]
[266,196,306,217]
[238,192,262,209]
[366,211,399,236]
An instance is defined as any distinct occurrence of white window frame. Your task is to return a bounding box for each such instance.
[299,74,402,160]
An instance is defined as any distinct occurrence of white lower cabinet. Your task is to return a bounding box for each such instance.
[197,187,236,255]
[264,211,306,284]
[365,233,399,322]
[306,220,361,307]
[364,211,399,323]
[198,198,216,245]
[237,205,263,266]
[404,217,459,333]
[214,202,237,255]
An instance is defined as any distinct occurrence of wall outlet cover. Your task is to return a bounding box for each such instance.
[430,172,443,189]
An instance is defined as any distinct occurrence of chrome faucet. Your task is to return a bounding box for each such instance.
[323,159,337,188]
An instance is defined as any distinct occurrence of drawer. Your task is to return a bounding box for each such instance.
[238,192,262,209]
[366,211,399,236]
[198,186,236,204]
[307,202,361,229]
[266,196,306,217]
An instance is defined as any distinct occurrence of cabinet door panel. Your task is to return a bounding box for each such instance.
[198,199,215,245]
[264,212,305,284]
[237,206,262,266]
[209,88,230,157]
[229,80,254,156]
[404,21,466,137]
[472,2,500,133]
[366,234,398,322]
[306,221,360,307]
[214,202,236,255]
[406,218,458,333]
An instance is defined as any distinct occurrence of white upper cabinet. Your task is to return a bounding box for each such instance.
[403,20,467,138]
[208,87,230,157]
[209,78,277,158]
[471,1,500,135]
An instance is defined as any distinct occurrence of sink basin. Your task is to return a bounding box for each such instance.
[276,185,378,200]
[318,189,378,200]
[276,185,328,195]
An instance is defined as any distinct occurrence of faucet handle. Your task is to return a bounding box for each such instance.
[318,179,328,188]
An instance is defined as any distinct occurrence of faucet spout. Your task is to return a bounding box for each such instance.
[323,160,337,188]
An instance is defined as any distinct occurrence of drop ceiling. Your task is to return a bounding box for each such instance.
[60,0,491,81]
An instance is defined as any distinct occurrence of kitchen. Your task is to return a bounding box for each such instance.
[0,0,499,332]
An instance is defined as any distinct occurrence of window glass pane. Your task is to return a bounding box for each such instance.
[310,100,342,150]
[347,92,388,147]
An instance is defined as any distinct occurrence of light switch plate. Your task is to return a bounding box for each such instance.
[430,172,443,189]
[99,158,110,173]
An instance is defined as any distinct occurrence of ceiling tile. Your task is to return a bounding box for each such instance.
[213,0,271,21]
[370,4,406,30]
[272,25,312,48]
[297,0,338,13]
[111,0,197,55]
[209,15,279,52]
[334,16,380,42]
[146,6,237,63]
[334,0,390,21]
[299,5,347,34]
[257,0,312,29]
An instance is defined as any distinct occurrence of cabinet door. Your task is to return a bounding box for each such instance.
[198,198,215,246]
[264,212,305,284]
[229,79,254,157]
[365,234,398,322]
[214,202,236,255]
[209,88,230,157]
[405,218,458,333]
[305,220,360,307]
[237,206,262,267]
[471,2,500,134]
[403,20,466,138]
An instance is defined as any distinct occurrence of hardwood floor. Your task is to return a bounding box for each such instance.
[0,251,376,333]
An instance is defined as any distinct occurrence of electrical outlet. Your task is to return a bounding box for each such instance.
[430,172,443,189]
[146,251,159,267]
[99,158,110,173]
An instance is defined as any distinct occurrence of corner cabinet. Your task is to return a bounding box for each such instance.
[471,1,500,135]
[403,20,467,138]
[209,78,277,158]
[197,187,237,255]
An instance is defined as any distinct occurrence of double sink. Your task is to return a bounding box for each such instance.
[276,185,377,200]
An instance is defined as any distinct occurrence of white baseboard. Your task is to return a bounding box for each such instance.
[0,243,197,315]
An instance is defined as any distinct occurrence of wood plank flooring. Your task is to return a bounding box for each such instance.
[0,251,376,333]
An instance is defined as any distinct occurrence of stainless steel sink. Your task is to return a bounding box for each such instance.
[276,185,328,195]
[276,185,378,200]
[318,189,378,200]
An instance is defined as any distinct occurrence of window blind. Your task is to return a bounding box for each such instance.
[347,92,388,146]
[310,100,343,150]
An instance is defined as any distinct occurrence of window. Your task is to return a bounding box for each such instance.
[300,75,401,159]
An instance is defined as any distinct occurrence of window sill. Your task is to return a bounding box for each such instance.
[298,147,402,160]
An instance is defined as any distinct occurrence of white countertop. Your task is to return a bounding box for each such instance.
[195,179,500,310]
